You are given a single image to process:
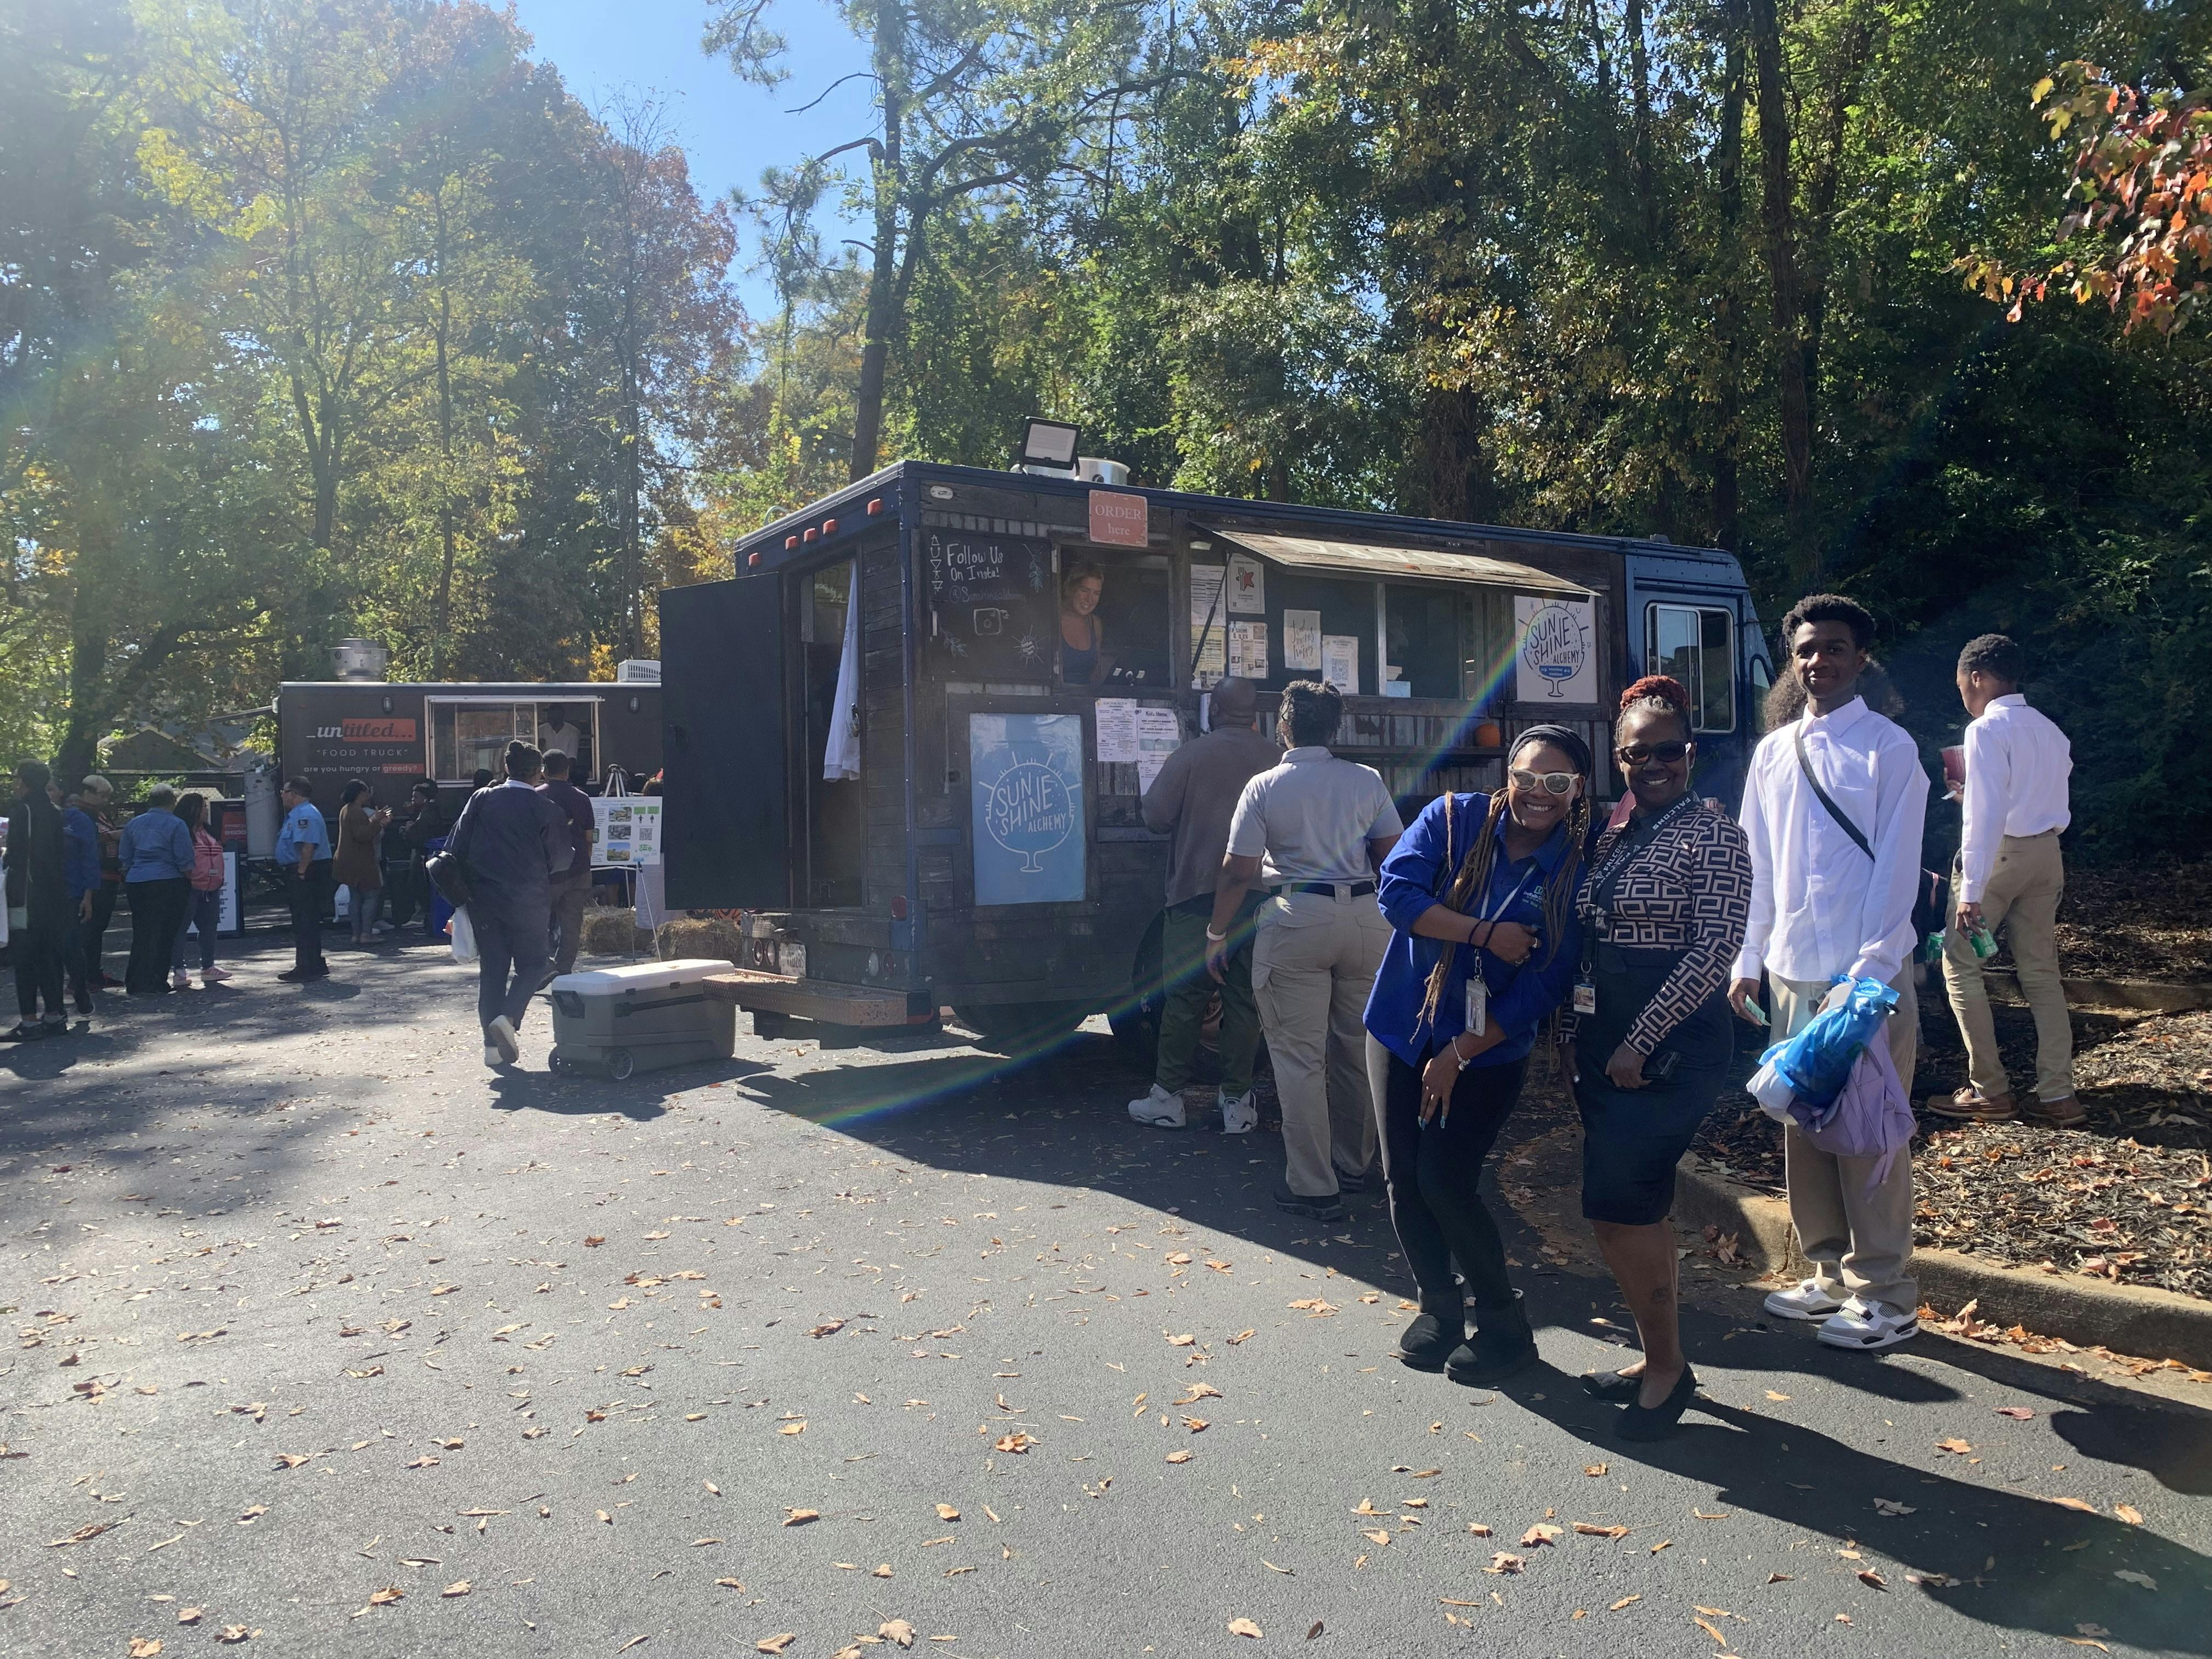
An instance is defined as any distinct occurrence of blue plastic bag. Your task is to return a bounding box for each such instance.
[1758,976,1899,1112]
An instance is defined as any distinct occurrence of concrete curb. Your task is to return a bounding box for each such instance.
[1672,1158,2212,1372]
[1980,969,2212,1013]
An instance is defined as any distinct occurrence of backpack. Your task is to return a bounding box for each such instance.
[190,829,226,891]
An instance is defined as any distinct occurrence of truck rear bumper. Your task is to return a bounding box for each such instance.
[703,968,935,1028]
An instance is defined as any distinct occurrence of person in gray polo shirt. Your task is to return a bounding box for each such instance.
[1206,680,1404,1221]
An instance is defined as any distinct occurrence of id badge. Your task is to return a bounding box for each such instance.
[1465,974,1488,1037]
[1572,979,1598,1017]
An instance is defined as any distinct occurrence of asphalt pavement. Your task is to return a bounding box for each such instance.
[4,930,2210,1658]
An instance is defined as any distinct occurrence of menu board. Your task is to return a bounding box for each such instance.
[925,532,1056,680]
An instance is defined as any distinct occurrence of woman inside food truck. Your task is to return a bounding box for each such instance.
[1058,561,1108,685]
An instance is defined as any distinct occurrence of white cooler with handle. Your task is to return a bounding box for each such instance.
[548,958,735,1081]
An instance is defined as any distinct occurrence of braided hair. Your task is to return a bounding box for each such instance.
[1414,730,1592,1037]
[1617,674,1693,743]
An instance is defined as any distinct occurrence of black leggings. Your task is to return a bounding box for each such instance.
[1379,1045,1531,1313]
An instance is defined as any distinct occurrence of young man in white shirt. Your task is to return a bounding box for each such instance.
[1728,594,1929,1352]
[1928,634,2078,1127]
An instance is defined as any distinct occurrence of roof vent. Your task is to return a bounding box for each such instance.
[332,639,389,681]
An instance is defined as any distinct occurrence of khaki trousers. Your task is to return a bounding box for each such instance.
[1771,969,1919,1312]
[1942,832,2072,1102]
[1252,888,1388,1199]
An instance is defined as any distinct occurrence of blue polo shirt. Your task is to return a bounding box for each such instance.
[1363,795,1582,1069]
[276,800,329,864]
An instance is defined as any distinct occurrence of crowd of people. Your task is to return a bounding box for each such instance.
[1130,594,2077,1440]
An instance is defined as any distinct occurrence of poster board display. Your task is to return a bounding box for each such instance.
[969,712,1086,906]
[1513,595,1597,703]
[593,797,664,866]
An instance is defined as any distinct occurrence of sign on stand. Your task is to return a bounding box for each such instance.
[593,798,664,867]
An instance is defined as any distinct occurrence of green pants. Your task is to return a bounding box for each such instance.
[1156,894,1261,1098]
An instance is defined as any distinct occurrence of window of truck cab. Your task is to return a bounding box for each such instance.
[1644,605,1735,732]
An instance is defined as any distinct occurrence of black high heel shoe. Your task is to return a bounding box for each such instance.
[1580,1367,1643,1404]
[1616,1365,1698,1440]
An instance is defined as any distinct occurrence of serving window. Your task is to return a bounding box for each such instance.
[1056,549,1171,690]
[427,697,600,783]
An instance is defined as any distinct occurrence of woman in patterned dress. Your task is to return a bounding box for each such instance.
[1574,676,1753,1439]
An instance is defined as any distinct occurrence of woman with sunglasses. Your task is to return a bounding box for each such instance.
[1573,676,1752,1438]
[1364,726,1590,1386]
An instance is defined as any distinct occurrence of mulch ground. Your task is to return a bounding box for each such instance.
[1689,862,2212,1301]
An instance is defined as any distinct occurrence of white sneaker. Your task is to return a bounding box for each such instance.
[170,969,192,990]
[1219,1089,1257,1135]
[1127,1084,1186,1129]
[487,1014,521,1064]
[1817,1297,1919,1352]
[1763,1278,1847,1322]
[483,1043,504,1069]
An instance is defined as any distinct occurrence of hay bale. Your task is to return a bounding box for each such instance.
[579,907,641,956]
[656,915,743,966]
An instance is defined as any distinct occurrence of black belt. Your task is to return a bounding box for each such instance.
[1274,880,1374,899]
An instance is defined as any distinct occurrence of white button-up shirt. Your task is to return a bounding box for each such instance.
[1957,693,2071,902]
[1731,696,1930,988]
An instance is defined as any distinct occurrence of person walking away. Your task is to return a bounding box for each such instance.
[59,787,100,1013]
[80,775,124,990]
[276,778,333,983]
[170,793,229,987]
[1927,634,2078,1127]
[1365,727,1589,1386]
[446,741,573,1067]
[1206,681,1403,1221]
[1126,679,1279,1131]
[1728,594,1930,1353]
[1573,680,1752,1436]
[5,762,72,1039]
[538,750,596,983]
[332,780,388,946]
[117,784,194,994]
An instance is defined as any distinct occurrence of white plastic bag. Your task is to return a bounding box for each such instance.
[448,904,478,964]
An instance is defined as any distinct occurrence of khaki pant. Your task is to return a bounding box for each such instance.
[1252,888,1388,1199]
[1771,969,1918,1312]
[1942,832,2071,1102]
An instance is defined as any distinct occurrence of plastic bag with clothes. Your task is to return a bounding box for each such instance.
[1752,975,1900,1124]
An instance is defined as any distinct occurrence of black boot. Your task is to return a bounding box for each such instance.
[1397,1306,1464,1372]
[1446,1290,1538,1386]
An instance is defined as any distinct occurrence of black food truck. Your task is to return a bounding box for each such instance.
[278,679,663,811]
[661,461,1770,1053]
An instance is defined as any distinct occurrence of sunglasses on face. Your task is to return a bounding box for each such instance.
[1617,741,1690,765]
[1508,768,1581,796]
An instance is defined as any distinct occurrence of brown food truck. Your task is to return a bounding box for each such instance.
[660,461,1765,1055]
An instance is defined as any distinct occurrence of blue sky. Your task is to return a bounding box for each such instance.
[508,0,871,315]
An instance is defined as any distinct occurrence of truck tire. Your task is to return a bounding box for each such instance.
[951,1001,1087,1053]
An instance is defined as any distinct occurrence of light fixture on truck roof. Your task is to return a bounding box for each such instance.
[1015,416,1081,475]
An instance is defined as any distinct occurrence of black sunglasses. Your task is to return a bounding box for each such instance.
[1616,741,1691,764]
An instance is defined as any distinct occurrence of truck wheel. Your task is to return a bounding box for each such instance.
[606,1048,635,1081]
[952,1002,1087,1053]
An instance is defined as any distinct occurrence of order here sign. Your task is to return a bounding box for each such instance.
[1087,488,1148,547]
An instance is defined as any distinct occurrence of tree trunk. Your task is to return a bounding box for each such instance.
[1626,0,1659,247]
[1710,0,1747,551]
[1747,0,1815,574]
[849,0,906,484]
[431,190,459,679]
[1797,14,1872,422]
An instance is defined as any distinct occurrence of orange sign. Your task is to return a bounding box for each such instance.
[1087,488,1149,548]
[341,717,417,742]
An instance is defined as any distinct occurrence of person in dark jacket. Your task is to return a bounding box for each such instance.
[447,741,573,1068]
[117,785,195,994]
[6,761,74,1039]
[80,775,123,990]
[538,749,596,982]
[60,787,100,1013]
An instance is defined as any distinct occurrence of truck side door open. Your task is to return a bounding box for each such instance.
[662,572,788,911]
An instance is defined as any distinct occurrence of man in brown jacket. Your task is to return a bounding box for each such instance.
[1126,678,1279,1132]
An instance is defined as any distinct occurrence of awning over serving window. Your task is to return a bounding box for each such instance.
[1205,528,1594,596]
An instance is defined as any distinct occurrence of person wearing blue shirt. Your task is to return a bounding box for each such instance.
[115,785,196,993]
[60,791,100,1014]
[1362,725,1591,1389]
[275,777,333,981]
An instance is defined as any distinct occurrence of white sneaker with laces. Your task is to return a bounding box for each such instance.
[1817,1296,1918,1352]
[1219,1089,1256,1135]
[1127,1084,1185,1129]
[1763,1278,1846,1322]
[483,1044,504,1069]
[487,1014,521,1064]
[170,968,192,990]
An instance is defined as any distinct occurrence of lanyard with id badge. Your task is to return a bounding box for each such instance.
[1465,864,1541,1037]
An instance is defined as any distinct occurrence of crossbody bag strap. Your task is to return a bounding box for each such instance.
[1792,722,1873,860]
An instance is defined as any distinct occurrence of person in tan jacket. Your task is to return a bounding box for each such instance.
[333,780,390,947]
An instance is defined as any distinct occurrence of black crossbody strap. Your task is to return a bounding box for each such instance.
[1793,723,1873,860]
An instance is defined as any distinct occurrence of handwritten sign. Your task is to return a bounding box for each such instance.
[1513,595,1596,703]
[969,713,1086,905]
[1088,489,1149,547]
[1283,609,1322,671]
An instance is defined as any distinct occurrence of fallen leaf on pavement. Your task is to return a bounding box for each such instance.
[1573,1523,1629,1539]
[1905,1572,1962,1588]
[2114,1504,2143,1526]
[880,1620,916,1647]
[1362,1530,1391,1546]
[1767,1573,1792,1584]
[2114,1570,2157,1590]
[1467,1522,1492,1537]
[129,1641,163,1657]
[1262,1561,1292,1575]
[368,1588,403,1606]
[777,1423,805,1436]
[177,1610,202,1626]
[1692,1509,1729,1521]
[1228,1617,1263,1639]
[1858,1570,1887,1590]
[1522,1524,1562,1547]
[782,1509,819,1526]
[808,1321,845,1339]
[584,1236,605,1247]
[1936,1438,1973,1455]
[1609,1595,1640,1611]
[1694,1615,1727,1645]
[1165,1450,1193,1464]
[1306,1622,1323,1639]
[1583,1464,1607,1477]
[1995,1407,2035,1419]
[935,1504,960,1520]
[994,1432,1035,1454]
[1227,1329,1255,1345]
[1765,1391,1791,1402]
[274,1453,311,1469]
[2048,1497,2098,1513]
[756,1638,796,1655]
[1352,1500,1386,1516]
[1486,1553,1524,1575]
[215,1629,249,1644]
[442,1581,471,1597]
[1871,1499,1916,1516]
[1166,1334,1195,1347]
